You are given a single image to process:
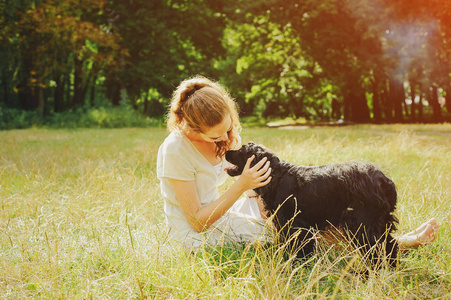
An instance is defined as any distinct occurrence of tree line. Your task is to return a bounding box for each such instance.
[1,0,450,124]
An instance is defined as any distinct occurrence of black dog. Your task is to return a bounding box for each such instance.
[225,142,399,267]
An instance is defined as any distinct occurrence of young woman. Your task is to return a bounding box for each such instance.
[157,76,439,250]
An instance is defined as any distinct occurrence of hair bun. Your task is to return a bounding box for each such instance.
[185,85,203,99]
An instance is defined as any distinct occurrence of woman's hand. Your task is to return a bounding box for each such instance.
[237,155,272,192]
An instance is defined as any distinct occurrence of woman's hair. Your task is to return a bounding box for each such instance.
[167,76,241,157]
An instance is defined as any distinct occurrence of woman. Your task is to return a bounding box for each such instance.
[157,76,439,250]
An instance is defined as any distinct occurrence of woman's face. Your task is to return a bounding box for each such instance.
[199,114,233,143]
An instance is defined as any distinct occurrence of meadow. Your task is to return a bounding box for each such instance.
[1,124,450,299]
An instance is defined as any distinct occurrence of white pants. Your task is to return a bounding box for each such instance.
[167,197,271,250]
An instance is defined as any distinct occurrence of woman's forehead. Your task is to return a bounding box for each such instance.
[203,114,232,137]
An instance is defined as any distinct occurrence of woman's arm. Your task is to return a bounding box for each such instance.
[170,155,271,232]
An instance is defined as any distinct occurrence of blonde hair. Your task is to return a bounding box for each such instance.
[167,76,241,157]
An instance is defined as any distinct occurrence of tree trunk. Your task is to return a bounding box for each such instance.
[418,93,424,121]
[112,86,120,106]
[403,97,410,117]
[345,88,370,123]
[82,72,92,105]
[38,86,44,117]
[389,78,404,122]
[381,79,392,122]
[343,93,351,121]
[288,92,303,119]
[357,91,370,122]
[1,72,9,105]
[106,79,121,106]
[90,76,97,107]
[18,53,34,110]
[372,80,382,123]
[54,73,64,113]
[429,85,442,121]
[82,65,97,106]
[410,81,416,122]
[445,88,451,113]
[65,72,71,109]
[143,92,149,115]
[73,57,84,107]
[331,96,341,120]
[372,92,382,123]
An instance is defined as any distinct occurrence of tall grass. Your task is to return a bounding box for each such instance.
[0,124,450,298]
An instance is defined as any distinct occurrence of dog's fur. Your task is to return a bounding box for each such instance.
[225,142,399,267]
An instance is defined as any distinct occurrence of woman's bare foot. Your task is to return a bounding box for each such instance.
[397,218,439,250]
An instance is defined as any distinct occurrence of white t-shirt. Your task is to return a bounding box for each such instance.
[157,131,268,249]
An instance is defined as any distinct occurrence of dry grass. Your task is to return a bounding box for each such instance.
[0,124,450,299]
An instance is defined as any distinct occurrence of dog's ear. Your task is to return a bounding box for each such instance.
[248,141,256,146]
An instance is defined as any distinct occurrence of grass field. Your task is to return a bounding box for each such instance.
[1,124,450,299]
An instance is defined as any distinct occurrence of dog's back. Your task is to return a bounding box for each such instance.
[262,161,397,218]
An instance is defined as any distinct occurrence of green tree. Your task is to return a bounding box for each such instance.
[106,0,228,115]
[1,0,122,115]
[219,15,331,120]
[230,0,451,122]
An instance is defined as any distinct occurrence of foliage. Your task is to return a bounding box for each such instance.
[44,104,163,128]
[220,16,319,119]
[103,0,228,106]
[224,0,451,122]
[0,102,163,129]
[1,0,451,125]
[0,0,123,113]
[0,106,42,129]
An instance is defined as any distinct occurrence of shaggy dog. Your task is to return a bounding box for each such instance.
[225,142,399,267]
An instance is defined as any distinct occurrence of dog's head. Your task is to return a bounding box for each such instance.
[225,142,280,177]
